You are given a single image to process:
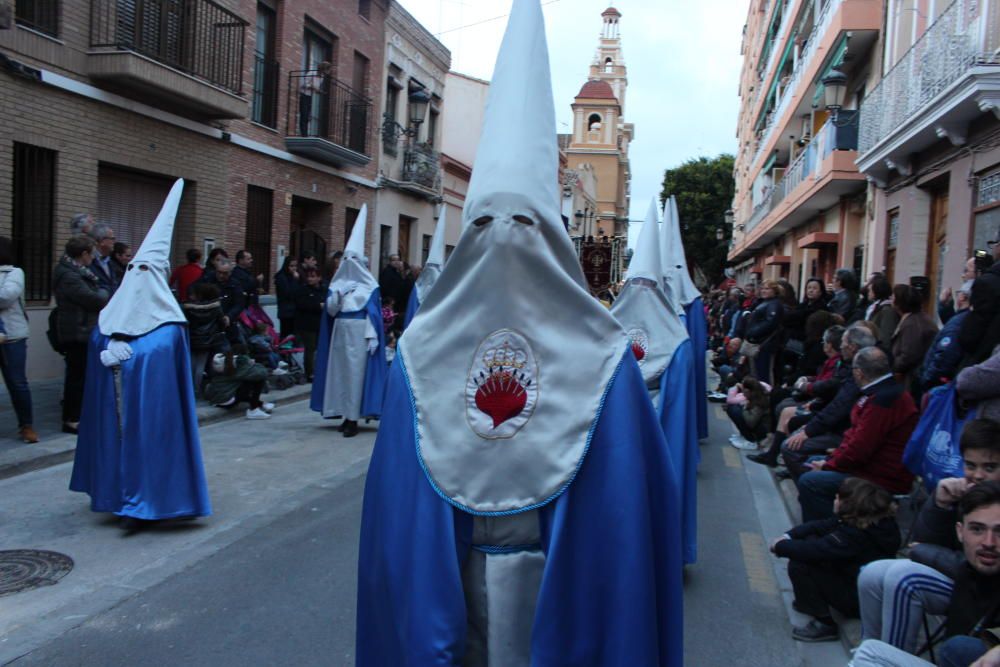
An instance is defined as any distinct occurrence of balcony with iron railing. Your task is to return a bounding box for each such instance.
[285,71,373,168]
[87,0,248,119]
[732,112,864,258]
[750,0,882,190]
[857,0,1000,181]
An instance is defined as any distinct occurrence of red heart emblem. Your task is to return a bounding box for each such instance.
[475,372,528,429]
[631,341,646,361]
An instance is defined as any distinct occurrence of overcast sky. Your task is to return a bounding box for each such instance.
[397,0,745,242]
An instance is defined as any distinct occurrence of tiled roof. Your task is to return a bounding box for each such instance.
[576,79,616,100]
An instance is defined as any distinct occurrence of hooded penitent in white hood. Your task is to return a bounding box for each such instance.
[398,0,626,513]
[665,196,701,306]
[413,205,448,303]
[327,203,379,314]
[611,197,689,391]
[98,179,186,337]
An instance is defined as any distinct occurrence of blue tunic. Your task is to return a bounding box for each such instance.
[684,297,709,440]
[657,339,699,565]
[310,289,388,419]
[70,323,211,519]
[403,288,420,329]
[356,350,684,666]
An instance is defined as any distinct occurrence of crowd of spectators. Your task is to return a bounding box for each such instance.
[704,239,1000,664]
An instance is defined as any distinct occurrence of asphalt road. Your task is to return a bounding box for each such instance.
[4,398,849,666]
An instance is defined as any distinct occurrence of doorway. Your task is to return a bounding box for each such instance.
[927,191,949,313]
[398,214,415,264]
[290,195,331,263]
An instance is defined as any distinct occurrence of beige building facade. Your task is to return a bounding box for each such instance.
[729,0,883,291]
[564,6,633,240]
[373,0,457,276]
[857,0,1000,303]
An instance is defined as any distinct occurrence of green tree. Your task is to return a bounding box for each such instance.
[661,154,735,287]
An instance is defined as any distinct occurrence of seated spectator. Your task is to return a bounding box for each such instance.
[247,321,280,370]
[957,345,1000,422]
[891,284,939,394]
[796,346,918,522]
[772,478,900,643]
[294,267,324,381]
[760,325,877,474]
[203,346,273,419]
[857,419,1000,656]
[711,336,748,397]
[170,248,204,303]
[919,279,973,393]
[866,275,899,349]
[726,376,771,451]
[182,282,228,395]
[852,481,1000,667]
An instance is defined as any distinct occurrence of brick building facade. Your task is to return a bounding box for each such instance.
[1,0,388,378]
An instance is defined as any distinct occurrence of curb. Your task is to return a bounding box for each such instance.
[0,384,313,482]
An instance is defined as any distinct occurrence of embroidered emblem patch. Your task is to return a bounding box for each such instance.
[467,329,538,439]
[627,328,649,364]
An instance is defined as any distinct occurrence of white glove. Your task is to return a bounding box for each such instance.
[99,350,119,367]
[108,340,133,362]
[793,376,809,392]
[367,338,379,355]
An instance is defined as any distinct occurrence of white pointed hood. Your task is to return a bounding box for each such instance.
[328,203,378,313]
[413,205,448,303]
[659,199,684,315]
[99,179,186,337]
[611,197,689,389]
[666,196,701,305]
[398,0,627,514]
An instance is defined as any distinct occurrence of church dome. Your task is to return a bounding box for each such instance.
[601,7,621,18]
[576,79,617,100]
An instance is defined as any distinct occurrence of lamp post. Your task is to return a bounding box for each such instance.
[717,208,735,241]
[821,68,848,123]
[574,207,596,238]
[382,87,431,145]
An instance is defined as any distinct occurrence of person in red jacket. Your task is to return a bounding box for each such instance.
[797,346,918,522]
[169,248,204,303]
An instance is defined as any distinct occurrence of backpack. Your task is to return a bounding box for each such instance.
[46,307,65,355]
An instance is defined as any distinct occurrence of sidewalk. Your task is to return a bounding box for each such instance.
[0,376,313,480]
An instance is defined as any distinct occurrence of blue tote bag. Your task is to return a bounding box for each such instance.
[903,383,969,492]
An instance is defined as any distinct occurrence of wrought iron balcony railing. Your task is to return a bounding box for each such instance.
[744,112,859,237]
[858,0,995,155]
[402,143,441,191]
[287,71,373,157]
[90,0,247,95]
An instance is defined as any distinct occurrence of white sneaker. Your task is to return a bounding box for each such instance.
[278,361,289,369]
[261,402,275,413]
[272,368,289,376]
[729,436,758,450]
[246,407,271,420]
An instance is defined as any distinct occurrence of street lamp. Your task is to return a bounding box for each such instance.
[382,88,432,144]
[574,207,595,236]
[717,210,735,241]
[822,69,848,120]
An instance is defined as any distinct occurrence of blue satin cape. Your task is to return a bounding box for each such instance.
[310,289,388,418]
[684,297,709,440]
[69,323,211,519]
[657,338,699,565]
[356,350,684,666]
[403,288,419,329]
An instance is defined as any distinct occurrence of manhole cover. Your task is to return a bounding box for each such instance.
[0,550,74,597]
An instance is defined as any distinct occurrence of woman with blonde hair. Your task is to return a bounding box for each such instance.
[744,279,785,383]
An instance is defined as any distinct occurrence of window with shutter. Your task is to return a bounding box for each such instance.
[245,185,274,292]
[12,143,56,302]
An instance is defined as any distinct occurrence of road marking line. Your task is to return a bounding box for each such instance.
[722,446,743,469]
[740,531,779,596]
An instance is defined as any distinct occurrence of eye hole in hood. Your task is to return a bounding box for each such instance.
[473,216,494,227]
